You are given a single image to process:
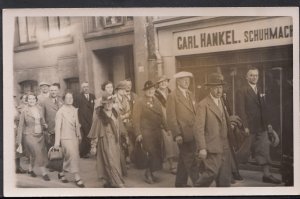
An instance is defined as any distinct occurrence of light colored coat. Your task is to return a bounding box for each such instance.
[193,95,231,153]
[17,106,46,145]
[55,105,81,143]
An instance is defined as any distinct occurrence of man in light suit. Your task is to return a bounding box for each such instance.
[73,82,95,158]
[40,84,64,170]
[236,67,281,184]
[166,71,199,187]
[193,73,235,187]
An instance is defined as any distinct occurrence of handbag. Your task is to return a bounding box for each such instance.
[48,146,64,160]
[130,141,149,169]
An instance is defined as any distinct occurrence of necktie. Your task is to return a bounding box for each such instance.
[254,86,258,94]
[218,99,223,113]
[86,94,89,101]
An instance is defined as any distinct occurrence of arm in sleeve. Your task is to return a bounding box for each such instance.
[75,109,81,139]
[236,89,248,129]
[132,98,142,137]
[193,102,207,151]
[54,110,63,146]
[166,93,181,140]
[16,111,25,145]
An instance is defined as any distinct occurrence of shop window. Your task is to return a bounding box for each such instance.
[14,17,39,52]
[19,80,38,94]
[64,77,80,95]
[47,17,70,38]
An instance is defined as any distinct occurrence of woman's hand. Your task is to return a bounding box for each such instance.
[53,144,60,150]
[136,134,142,142]
[43,124,48,129]
[90,146,97,156]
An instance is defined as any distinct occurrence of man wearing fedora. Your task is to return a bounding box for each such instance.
[236,66,281,184]
[37,81,50,105]
[193,73,235,187]
[166,71,199,187]
[73,82,95,158]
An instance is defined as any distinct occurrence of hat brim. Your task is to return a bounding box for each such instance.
[143,85,156,91]
[40,84,50,87]
[156,78,170,84]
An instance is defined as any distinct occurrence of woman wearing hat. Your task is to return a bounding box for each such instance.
[154,75,179,175]
[88,94,127,188]
[133,80,168,184]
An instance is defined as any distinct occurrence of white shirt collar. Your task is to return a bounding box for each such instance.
[248,83,257,93]
[178,86,187,98]
[210,93,221,107]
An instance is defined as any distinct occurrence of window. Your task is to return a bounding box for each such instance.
[103,17,124,28]
[17,17,37,44]
[19,80,38,94]
[47,17,70,38]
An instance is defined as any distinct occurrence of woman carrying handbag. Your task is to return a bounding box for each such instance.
[54,91,85,188]
[132,80,168,184]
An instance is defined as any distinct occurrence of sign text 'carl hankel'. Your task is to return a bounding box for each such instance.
[173,17,293,56]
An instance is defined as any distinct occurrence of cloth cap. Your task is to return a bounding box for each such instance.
[204,73,226,86]
[115,80,128,90]
[173,71,193,79]
[39,81,50,87]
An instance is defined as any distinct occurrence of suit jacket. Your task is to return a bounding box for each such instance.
[236,84,269,134]
[55,105,81,145]
[73,92,95,133]
[193,95,231,153]
[16,105,46,144]
[41,97,64,134]
[166,88,196,143]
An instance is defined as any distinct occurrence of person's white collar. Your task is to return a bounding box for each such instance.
[210,93,221,107]
[178,86,188,98]
[248,82,257,93]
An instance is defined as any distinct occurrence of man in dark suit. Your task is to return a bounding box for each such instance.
[236,67,281,184]
[40,84,64,170]
[166,71,199,187]
[193,73,236,187]
[73,82,95,158]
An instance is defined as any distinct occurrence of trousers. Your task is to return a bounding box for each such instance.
[175,141,199,187]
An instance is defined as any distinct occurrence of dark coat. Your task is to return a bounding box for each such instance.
[73,93,96,133]
[236,84,269,134]
[166,88,196,143]
[154,88,171,108]
[193,95,231,153]
[132,95,167,171]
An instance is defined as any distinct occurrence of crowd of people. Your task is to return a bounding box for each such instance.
[14,66,282,188]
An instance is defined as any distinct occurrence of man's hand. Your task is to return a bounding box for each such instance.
[229,115,242,129]
[244,128,250,136]
[136,134,143,142]
[43,124,48,129]
[198,149,207,160]
[175,135,183,145]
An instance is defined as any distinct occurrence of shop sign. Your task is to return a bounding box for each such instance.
[173,17,293,56]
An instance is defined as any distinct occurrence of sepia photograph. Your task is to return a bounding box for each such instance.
[2,7,299,196]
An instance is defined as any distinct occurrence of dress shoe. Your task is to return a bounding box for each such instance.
[16,167,27,174]
[42,174,51,181]
[144,174,154,184]
[233,173,244,181]
[75,179,85,188]
[262,175,281,184]
[28,171,37,177]
[58,173,69,183]
[151,174,160,183]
